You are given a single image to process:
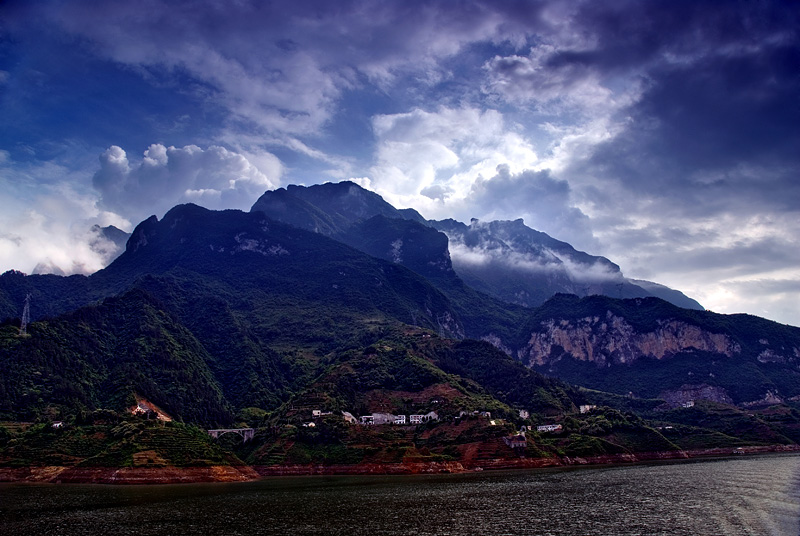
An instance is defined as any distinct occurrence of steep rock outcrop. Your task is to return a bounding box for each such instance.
[518,312,740,367]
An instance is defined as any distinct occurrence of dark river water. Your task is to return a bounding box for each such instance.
[2,453,799,535]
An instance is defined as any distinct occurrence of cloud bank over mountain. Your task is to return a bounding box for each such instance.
[93,144,279,224]
[1,0,798,324]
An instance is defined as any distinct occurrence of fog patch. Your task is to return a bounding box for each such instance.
[447,231,621,284]
[0,180,130,276]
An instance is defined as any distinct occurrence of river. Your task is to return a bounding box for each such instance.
[2,453,799,535]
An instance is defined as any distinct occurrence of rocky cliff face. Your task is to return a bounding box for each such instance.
[508,295,800,405]
[518,312,740,367]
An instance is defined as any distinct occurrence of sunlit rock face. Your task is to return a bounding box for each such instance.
[518,313,740,367]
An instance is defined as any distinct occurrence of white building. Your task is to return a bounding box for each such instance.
[360,413,397,425]
[537,424,563,433]
[410,411,439,424]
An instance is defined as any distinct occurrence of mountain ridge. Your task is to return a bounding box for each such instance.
[250,181,703,310]
[2,186,800,476]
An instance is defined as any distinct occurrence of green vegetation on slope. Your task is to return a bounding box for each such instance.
[0,411,239,468]
[0,289,232,425]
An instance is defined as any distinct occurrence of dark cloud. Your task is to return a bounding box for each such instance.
[559,0,800,215]
[725,278,800,298]
[536,1,800,326]
[652,238,800,279]
[587,50,800,199]
[570,0,797,71]
[2,0,799,324]
[17,0,548,139]
[468,164,595,248]
[483,47,608,109]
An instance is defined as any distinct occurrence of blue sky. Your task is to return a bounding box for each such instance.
[1,0,799,326]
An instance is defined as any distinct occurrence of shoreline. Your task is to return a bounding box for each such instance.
[2,444,798,484]
[253,444,800,476]
[0,464,260,485]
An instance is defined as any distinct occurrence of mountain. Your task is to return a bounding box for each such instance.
[0,288,233,424]
[93,224,131,252]
[0,203,478,423]
[430,218,704,310]
[2,204,462,335]
[516,294,800,406]
[252,187,535,345]
[628,279,705,311]
[3,186,800,475]
[250,181,703,310]
[3,191,796,415]
[250,181,425,237]
[1,205,626,469]
[248,182,800,408]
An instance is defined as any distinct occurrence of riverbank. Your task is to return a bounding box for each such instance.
[253,444,800,476]
[5,450,797,536]
[3,444,798,483]
[0,464,260,484]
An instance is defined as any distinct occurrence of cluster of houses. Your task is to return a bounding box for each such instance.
[307,402,610,453]
[503,422,566,451]
[502,404,602,448]
[302,409,440,428]
[302,405,582,440]
[358,411,439,426]
[303,409,338,427]
[535,424,563,433]
[460,410,492,419]
[523,404,595,435]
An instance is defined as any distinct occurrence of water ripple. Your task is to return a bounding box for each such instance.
[1,453,799,536]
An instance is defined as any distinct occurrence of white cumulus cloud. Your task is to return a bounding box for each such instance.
[367,106,539,212]
[0,158,130,276]
[93,144,279,223]
[0,144,280,276]
[364,106,595,249]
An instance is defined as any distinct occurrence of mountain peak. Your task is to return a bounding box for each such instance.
[249,181,702,310]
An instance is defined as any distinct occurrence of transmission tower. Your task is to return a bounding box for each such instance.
[19,294,31,336]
